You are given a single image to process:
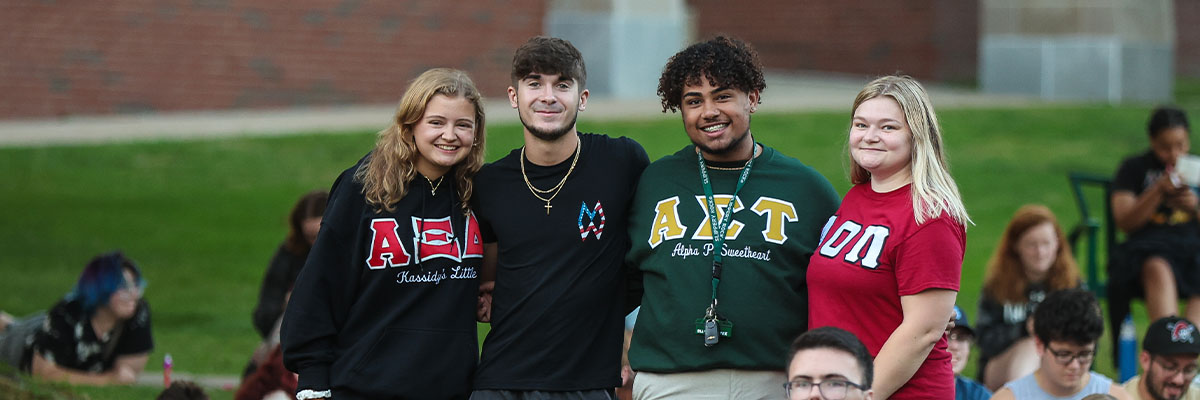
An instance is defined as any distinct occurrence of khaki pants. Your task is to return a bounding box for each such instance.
[632,369,786,400]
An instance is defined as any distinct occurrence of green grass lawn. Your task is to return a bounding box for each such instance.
[1,104,1195,398]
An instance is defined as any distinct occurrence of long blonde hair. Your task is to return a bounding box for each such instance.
[849,75,971,226]
[356,68,486,214]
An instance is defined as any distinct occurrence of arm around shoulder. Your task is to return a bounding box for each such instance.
[477,242,497,323]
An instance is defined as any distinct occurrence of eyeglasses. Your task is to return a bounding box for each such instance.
[1152,356,1199,378]
[117,277,144,298]
[1045,345,1095,365]
[784,379,866,400]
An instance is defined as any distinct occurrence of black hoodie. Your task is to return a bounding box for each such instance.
[282,156,482,399]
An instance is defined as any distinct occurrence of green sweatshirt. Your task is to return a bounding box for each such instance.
[627,144,840,372]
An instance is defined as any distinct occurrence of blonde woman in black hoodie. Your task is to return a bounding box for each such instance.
[281,68,487,400]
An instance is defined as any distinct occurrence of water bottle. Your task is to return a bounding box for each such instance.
[1119,316,1137,382]
[163,353,173,387]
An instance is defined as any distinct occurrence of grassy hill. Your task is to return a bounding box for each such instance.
[0,104,1192,398]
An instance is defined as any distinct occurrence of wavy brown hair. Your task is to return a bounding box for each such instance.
[283,189,328,255]
[982,204,1081,303]
[355,68,486,214]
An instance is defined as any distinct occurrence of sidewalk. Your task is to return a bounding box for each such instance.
[0,72,1040,148]
[137,372,240,391]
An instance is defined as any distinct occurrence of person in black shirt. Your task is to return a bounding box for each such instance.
[471,36,649,399]
[281,68,488,400]
[244,190,325,379]
[976,204,1082,389]
[252,189,327,339]
[0,251,153,386]
[1111,106,1200,324]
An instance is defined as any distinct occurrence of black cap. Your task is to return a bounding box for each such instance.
[1144,316,1200,355]
[952,305,974,336]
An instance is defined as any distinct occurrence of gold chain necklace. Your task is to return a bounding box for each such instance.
[520,139,581,215]
[423,174,445,196]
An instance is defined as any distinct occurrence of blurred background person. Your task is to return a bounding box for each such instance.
[253,190,327,340]
[949,305,991,400]
[1121,316,1200,400]
[977,204,1082,390]
[1111,106,1200,324]
[245,190,326,378]
[237,346,297,400]
[157,380,210,400]
[992,289,1130,399]
[0,251,152,385]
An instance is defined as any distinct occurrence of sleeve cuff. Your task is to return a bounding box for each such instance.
[296,389,332,400]
[296,364,331,393]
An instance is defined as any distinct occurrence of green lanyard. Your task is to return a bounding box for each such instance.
[695,144,756,312]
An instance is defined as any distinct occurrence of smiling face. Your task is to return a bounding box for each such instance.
[106,267,141,320]
[850,96,912,189]
[509,72,587,142]
[680,78,758,162]
[1142,353,1200,398]
[1142,353,1199,400]
[413,94,477,178]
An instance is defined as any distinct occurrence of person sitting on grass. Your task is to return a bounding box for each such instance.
[1121,316,1200,400]
[0,251,153,385]
[976,204,1082,390]
[992,289,1130,400]
[948,305,991,400]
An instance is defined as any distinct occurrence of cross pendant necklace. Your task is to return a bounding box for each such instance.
[520,138,581,217]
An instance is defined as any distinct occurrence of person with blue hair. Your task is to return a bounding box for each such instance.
[0,251,153,385]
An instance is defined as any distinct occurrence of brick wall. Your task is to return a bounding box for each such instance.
[0,0,543,119]
[1178,0,1200,78]
[686,0,979,83]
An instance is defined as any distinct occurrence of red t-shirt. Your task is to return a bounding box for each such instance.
[807,183,964,399]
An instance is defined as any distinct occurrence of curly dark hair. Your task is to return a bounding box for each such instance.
[511,36,587,88]
[1147,105,1189,138]
[1033,288,1104,346]
[657,36,766,113]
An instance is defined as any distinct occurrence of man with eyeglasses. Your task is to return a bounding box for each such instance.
[993,289,1132,399]
[785,326,874,400]
[1122,316,1200,400]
